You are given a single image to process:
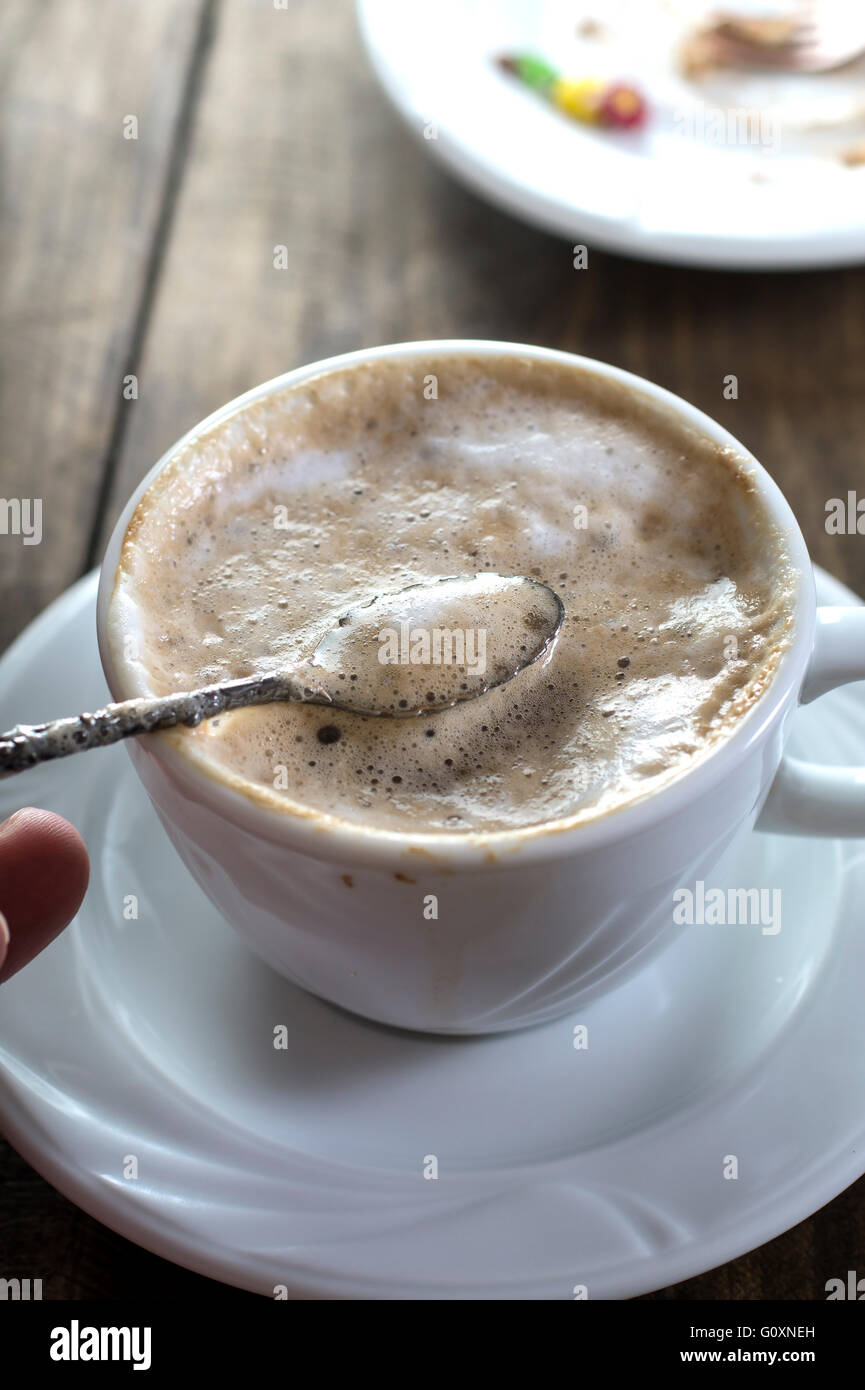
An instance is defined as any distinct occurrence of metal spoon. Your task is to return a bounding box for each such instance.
[0,574,564,778]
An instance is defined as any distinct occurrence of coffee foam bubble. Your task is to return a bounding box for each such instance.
[110,354,796,833]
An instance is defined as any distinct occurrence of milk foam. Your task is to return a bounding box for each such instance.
[109,353,796,833]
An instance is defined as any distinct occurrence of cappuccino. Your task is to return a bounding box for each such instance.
[108,352,795,833]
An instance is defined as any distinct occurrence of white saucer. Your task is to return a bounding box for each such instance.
[1,568,864,1299]
[358,0,865,270]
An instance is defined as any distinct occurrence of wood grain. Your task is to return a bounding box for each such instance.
[0,0,209,652]
[1,0,864,1303]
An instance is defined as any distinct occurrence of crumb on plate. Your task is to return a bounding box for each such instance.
[841,141,865,168]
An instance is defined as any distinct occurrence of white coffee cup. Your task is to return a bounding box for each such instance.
[97,342,865,1034]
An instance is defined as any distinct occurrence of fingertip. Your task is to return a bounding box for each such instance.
[1,804,90,890]
[0,807,90,981]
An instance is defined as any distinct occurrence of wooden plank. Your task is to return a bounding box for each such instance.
[0,0,208,652]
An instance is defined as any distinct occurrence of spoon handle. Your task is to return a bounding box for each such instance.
[0,669,331,778]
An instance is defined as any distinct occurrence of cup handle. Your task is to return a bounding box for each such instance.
[757,607,865,836]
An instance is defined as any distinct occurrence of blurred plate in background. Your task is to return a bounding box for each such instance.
[358,0,865,269]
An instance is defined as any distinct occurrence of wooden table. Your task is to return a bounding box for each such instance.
[1,0,863,1301]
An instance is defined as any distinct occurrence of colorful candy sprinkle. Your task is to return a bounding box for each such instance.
[497,54,648,131]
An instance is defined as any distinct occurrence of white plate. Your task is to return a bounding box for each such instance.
[358,0,865,269]
[0,568,864,1298]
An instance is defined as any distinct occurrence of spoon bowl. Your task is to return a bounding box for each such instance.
[309,573,564,715]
